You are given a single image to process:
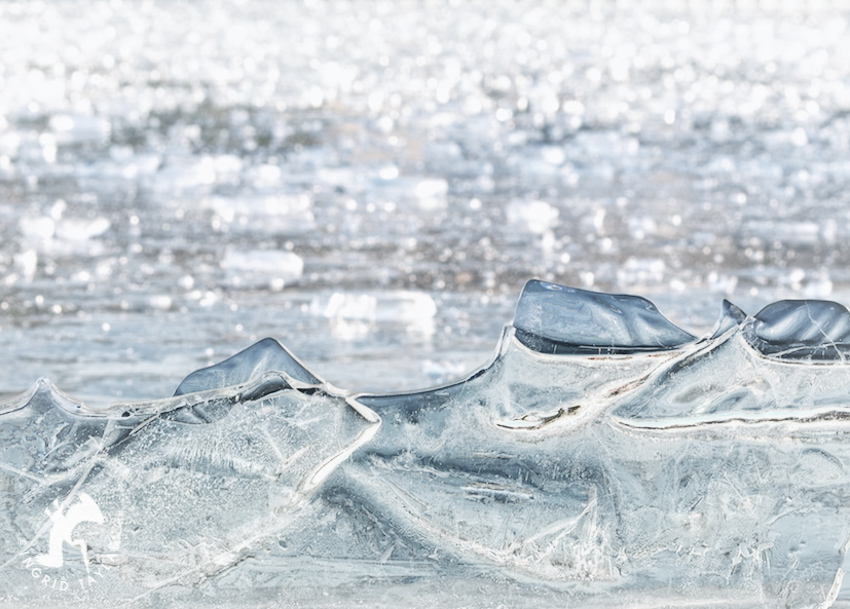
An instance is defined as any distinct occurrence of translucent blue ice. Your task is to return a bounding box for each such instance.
[4,280,850,608]
[747,300,850,361]
[513,279,696,354]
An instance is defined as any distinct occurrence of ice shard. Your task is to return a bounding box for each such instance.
[4,280,850,608]
[512,279,697,353]
[746,299,850,361]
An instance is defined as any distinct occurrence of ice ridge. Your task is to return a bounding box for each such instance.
[173,337,323,395]
[513,279,697,354]
[708,298,748,339]
[746,299,850,360]
[9,281,850,608]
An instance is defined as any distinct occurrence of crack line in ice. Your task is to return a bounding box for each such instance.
[613,406,850,430]
[806,302,849,366]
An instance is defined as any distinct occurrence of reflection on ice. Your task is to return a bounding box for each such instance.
[49,114,111,146]
[220,249,304,288]
[310,291,438,341]
[310,291,437,325]
[5,280,850,607]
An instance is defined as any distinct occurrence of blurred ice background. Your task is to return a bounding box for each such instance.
[1,0,849,400]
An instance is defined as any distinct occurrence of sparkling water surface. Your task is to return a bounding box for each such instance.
[4,2,850,607]
[1,0,848,402]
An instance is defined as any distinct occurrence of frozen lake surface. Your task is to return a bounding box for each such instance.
[3,1,850,607]
[2,0,850,399]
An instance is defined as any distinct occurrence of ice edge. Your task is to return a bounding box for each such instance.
[7,280,850,417]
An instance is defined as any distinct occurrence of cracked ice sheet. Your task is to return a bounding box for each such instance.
[6,283,850,607]
[0,371,379,605]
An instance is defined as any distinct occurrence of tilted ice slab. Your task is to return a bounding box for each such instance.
[4,280,850,608]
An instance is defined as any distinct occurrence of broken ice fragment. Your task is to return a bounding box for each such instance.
[173,337,322,395]
[708,298,748,339]
[746,299,850,360]
[513,279,696,354]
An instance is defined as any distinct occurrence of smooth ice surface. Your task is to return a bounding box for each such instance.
[173,337,322,395]
[748,300,850,361]
[513,279,696,354]
[6,281,850,608]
